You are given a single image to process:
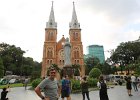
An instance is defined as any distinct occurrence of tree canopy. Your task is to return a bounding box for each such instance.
[110,40,140,74]
[0,57,4,78]
[110,41,140,65]
[0,43,41,76]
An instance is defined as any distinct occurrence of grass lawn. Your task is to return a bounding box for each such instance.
[0,83,31,89]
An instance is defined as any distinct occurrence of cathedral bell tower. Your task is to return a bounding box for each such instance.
[69,2,85,76]
[41,1,57,77]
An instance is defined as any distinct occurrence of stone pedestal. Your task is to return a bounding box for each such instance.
[62,66,74,78]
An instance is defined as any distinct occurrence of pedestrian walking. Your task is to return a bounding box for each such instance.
[1,87,9,100]
[35,67,61,100]
[61,75,71,100]
[137,76,140,88]
[24,77,29,90]
[80,76,90,100]
[126,76,133,96]
[131,74,138,91]
[97,75,109,100]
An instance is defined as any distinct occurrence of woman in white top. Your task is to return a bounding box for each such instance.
[97,75,109,100]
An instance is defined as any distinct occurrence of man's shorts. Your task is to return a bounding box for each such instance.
[61,90,70,98]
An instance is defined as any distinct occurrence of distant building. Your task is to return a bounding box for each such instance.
[86,45,105,63]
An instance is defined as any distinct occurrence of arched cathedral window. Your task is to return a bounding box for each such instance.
[73,32,78,40]
[73,47,80,58]
[48,32,53,40]
[47,47,53,58]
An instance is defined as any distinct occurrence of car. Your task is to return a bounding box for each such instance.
[9,79,17,84]
[0,78,9,85]
[109,75,121,82]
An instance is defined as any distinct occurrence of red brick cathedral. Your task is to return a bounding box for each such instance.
[41,2,85,78]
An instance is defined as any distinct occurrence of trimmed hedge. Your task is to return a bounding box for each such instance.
[87,77,98,88]
[89,68,101,78]
[31,77,98,92]
[32,78,42,88]
[71,79,81,92]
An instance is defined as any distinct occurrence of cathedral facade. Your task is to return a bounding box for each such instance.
[41,2,85,78]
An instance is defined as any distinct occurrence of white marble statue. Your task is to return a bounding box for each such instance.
[64,38,71,66]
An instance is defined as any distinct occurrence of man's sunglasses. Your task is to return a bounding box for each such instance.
[50,71,56,74]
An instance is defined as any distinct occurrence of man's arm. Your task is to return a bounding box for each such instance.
[34,86,45,100]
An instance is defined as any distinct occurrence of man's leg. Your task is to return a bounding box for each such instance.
[61,90,65,100]
[66,92,71,100]
[135,82,138,91]
[25,83,27,90]
[67,96,71,100]
[132,82,136,91]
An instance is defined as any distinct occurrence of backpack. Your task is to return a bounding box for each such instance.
[100,81,107,93]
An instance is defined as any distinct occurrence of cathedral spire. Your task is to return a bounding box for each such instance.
[46,1,57,28]
[69,2,80,29]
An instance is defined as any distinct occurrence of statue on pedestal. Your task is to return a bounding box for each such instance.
[62,38,73,78]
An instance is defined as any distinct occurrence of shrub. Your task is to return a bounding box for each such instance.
[87,77,98,88]
[32,78,42,88]
[71,79,81,92]
[89,68,101,78]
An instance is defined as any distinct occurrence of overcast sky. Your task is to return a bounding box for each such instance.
[0,0,140,62]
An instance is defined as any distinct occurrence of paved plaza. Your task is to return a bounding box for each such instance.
[0,86,140,100]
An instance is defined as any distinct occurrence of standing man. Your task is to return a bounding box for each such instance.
[61,75,71,100]
[35,67,61,100]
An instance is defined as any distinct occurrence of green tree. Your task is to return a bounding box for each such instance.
[110,40,140,74]
[0,57,4,78]
[89,68,101,78]
[0,43,41,77]
[0,43,25,75]
[99,62,112,75]
[135,63,140,75]
[133,56,140,75]
[21,57,34,76]
[84,57,100,75]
